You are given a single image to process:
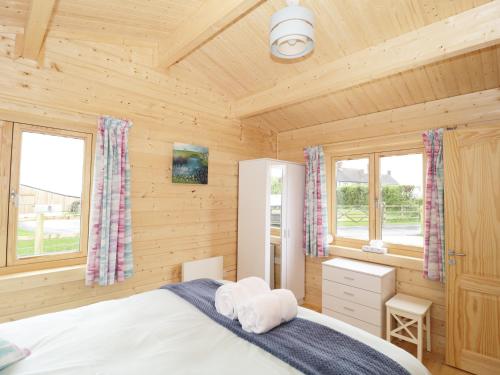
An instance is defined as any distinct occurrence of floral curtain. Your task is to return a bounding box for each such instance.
[86,116,133,286]
[303,146,329,257]
[422,129,445,282]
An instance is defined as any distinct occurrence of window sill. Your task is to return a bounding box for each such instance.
[327,245,424,271]
[0,265,85,293]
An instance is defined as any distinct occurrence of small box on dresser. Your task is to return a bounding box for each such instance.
[322,258,396,338]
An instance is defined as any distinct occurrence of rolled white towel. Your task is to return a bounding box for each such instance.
[215,282,239,319]
[238,289,298,334]
[238,293,282,334]
[271,288,298,323]
[237,277,271,295]
[233,277,270,314]
[215,277,270,320]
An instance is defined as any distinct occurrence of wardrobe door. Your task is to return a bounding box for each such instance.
[284,163,305,302]
[237,160,269,281]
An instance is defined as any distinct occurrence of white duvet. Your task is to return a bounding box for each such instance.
[0,288,430,375]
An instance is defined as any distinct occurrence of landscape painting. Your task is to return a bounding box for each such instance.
[172,143,208,184]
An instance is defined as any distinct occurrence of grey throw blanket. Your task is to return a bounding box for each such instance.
[162,279,410,375]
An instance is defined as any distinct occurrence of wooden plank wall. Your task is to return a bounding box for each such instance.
[0,33,276,322]
[276,89,500,355]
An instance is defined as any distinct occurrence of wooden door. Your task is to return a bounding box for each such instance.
[445,126,500,374]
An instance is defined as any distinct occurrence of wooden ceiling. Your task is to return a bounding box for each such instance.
[0,0,498,133]
[241,45,500,132]
[0,0,204,45]
[181,0,491,98]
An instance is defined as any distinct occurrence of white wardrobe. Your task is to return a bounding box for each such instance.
[237,159,305,302]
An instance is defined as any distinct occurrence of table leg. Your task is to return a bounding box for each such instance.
[386,309,391,342]
[426,309,431,352]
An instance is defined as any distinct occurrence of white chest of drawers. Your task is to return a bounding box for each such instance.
[322,257,395,338]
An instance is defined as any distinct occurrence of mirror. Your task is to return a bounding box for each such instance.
[269,165,284,289]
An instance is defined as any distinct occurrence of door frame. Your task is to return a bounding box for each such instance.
[444,129,461,367]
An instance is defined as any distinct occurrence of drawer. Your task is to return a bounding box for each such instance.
[323,265,381,293]
[323,294,381,326]
[322,280,382,310]
[323,308,382,337]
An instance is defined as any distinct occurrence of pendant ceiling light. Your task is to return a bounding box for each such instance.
[270,0,315,60]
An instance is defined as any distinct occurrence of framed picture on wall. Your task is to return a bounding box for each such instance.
[172,143,208,184]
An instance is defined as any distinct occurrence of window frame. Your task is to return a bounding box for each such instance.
[5,123,93,267]
[331,153,375,249]
[331,147,426,258]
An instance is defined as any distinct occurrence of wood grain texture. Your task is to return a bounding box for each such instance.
[0,121,12,268]
[277,88,500,161]
[277,94,500,358]
[178,0,492,99]
[0,31,275,322]
[1,0,497,135]
[232,1,500,118]
[243,45,500,133]
[445,127,500,374]
[18,0,56,60]
[157,0,263,68]
[0,0,205,46]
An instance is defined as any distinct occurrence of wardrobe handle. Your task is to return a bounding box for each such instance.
[343,276,355,281]
[343,291,354,297]
[343,307,354,312]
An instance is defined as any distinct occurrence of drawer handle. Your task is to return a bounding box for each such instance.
[343,276,355,281]
[343,291,354,297]
[343,307,355,312]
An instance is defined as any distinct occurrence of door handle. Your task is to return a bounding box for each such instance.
[448,250,466,257]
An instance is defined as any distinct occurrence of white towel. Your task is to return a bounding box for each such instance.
[214,282,239,319]
[214,277,270,320]
[271,288,298,323]
[238,293,282,334]
[238,289,298,334]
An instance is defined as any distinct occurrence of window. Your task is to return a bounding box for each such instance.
[335,157,370,240]
[378,153,423,248]
[332,149,424,256]
[1,123,93,269]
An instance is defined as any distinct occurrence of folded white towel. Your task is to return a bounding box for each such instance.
[238,288,298,334]
[214,277,270,320]
[214,282,239,319]
[238,293,282,334]
[271,288,298,323]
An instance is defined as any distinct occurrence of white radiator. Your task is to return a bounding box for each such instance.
[182,256,223,282]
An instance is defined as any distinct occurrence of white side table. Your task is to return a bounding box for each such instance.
[385,293,432,362]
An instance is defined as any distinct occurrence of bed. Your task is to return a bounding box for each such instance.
[0,283,430,375]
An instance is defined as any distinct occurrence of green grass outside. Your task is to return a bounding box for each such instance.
[337,206,422,226]
[16,230,80,258]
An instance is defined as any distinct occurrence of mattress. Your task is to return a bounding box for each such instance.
[0,287,430,375]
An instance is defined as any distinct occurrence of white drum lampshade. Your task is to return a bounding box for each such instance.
[270,0,315,59]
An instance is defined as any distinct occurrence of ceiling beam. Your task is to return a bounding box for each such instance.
[233,0,500,118]
[17,0,57,60]
[277,88,500,158]
[157,0,263,69]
